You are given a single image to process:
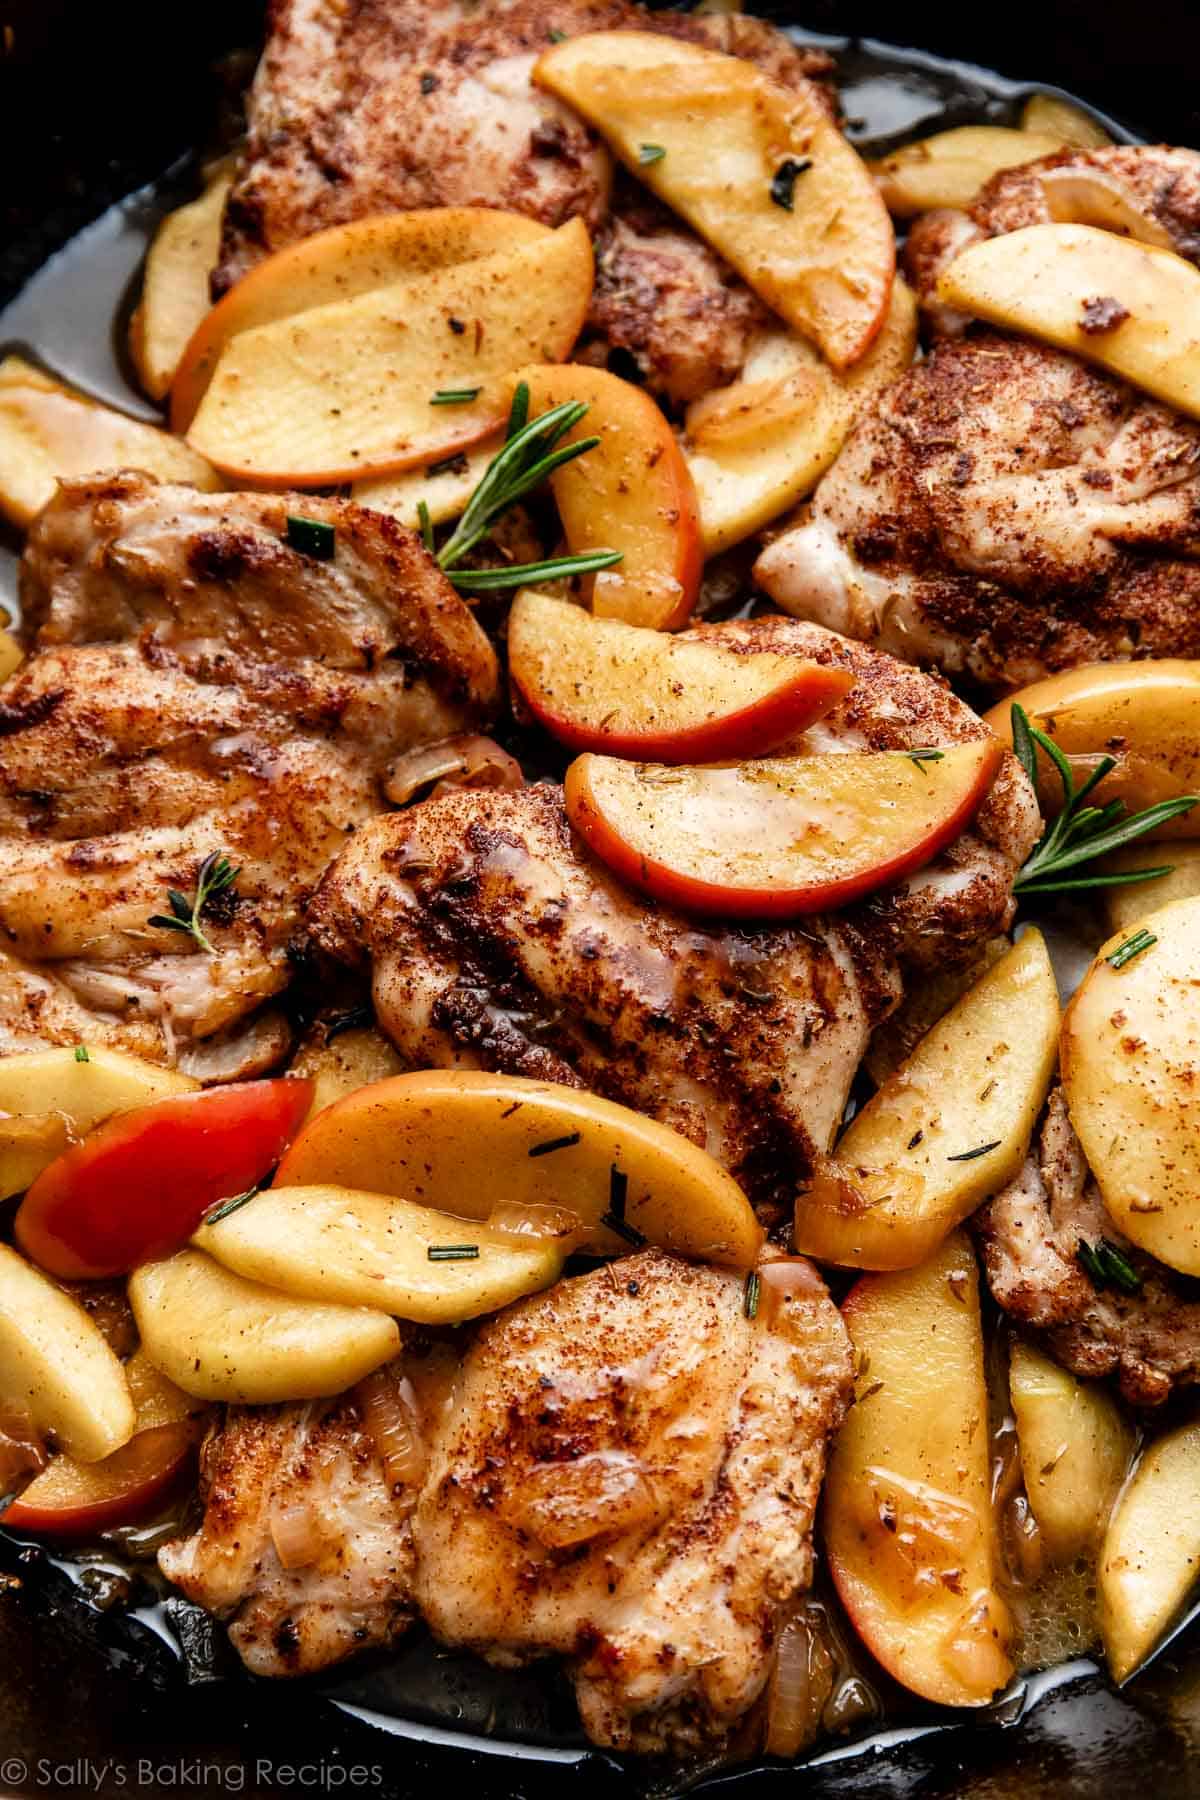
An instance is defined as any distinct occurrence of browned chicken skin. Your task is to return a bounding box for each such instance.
[977,1088,1200,1406]
[307,621,1038,1217]
[215,0,832,402]
[0,474,498,1074]
[413,1249,852,1754]
[159,1385,418,1675]
[753,333,1200,689]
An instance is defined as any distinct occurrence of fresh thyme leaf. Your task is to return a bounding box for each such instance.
[528,1131,582,1158]
[204,1184,262,1226]
[1106,928,1157,970]
[946,1141,1002,1163]
[428,1244,480,1261]
[770,157,812,211]
[599,1210,646,1247]
[74,1045,89,1063]
[147,850,241,956]
[1012,703,1199,897]
[417,499,434,555]
[743,1270,761,1320]
[435,396,624,593]
[430,387,482,406]
[638,143,666,165]
[285,515,335,560]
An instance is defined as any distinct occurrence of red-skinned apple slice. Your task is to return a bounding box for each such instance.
[515,364,702,630]
[507,590,854,760]
[564,741,1001,918]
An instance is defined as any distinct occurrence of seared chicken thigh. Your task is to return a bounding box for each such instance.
[754,333,1200,688]
[977,1089,1200,1407]
[308,621,1037,1215]
[0,474,498,1072]
[159,1386,418,1675]
[413,1249,852,1753]
[215,0,831,402]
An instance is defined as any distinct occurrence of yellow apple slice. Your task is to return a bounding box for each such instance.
[290,1026,404,1121]
[1062,895,1200,1275]
[1101,843,1200,934]
[130,169,232,403]
[0,1045,198,1201]
[186,219,594,486]
[794,930,1059,1271]
[871,126,1062,218]
[1009,1340,1134,1563]
[514,363,701,630]
[1020,94,1112,149]
[564,740,1001,920]
[1100,1419,1200,1681]
[824,1233,1013,1707]
[171,208,551,433]
[536,32,893,369]
[986,662,1200,840]
[507,590,853,761]
[274,1071,762,1268]
[938,223,1200,422]
[352,435,500,531]
[194,1183,565,1324]
[0,1243,134,1462]
[0,630,24,682]
[686,276,918,555]
[0,355,220,530]
[129,1248,400,1403]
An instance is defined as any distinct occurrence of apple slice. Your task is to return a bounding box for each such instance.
[507,590,853,760]
[352,434,501,531]
[130,168,233,403]
[0,355,220,530]
[186,219,594,486]
[794,930,1059,1270]
[986,662,1200,841]
[1099,1420,1200,1682]
[686,277,917,555]
[1009,1340,1133,1564]
[514,364,701,630]
[937,223,1200,422]
[1020,93,1112,150]
[0,1244,134,1463]
[1102,843,1200,935]
[274,1070,762,1268]
[870,126,1061,217]
[171,208,551,433]
[0,630,22,682]
[1061,895,1200,1276]
[536,32,893,369]
[564,740,1001,919]
[824,1233,1014,1707]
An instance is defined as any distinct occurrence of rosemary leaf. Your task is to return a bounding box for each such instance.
[1106,928,1157,971]
[204,1184,262,1226]
[946,1141,1002,1163]
[447,550,622,593]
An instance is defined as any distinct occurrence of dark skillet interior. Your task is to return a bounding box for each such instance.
[2,2,1200,1794]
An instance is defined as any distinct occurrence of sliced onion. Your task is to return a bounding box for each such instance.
[1039,167,1175,249]
[486,1200,584,1250]
[383,735,524,809]
[357,1366,426,1501]
[270,1500,328,1571]
[765,1607,834,1759]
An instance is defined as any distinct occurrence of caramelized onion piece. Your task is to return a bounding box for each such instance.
[357,1365,426,1502]
[383,735,524,809]
[486,1199,584,1250]
[270,1500,329,1570]
[0,1399,47,1496]
[1038,167,1175,249]
[765,1605,835,1758]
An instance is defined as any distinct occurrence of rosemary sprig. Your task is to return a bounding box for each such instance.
[1011,704,1198,897]
[431,383,623,594]
[147,851,240,956]
[204,1183,262,1227]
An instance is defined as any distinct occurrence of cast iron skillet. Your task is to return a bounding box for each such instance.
[2,4,1200,1794]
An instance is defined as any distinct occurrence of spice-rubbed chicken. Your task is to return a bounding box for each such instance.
[0,473,498,1076]
[214,0,833,403]
[159,1384,418,1675]
[307,619,1038,1218]
[977,1088,1200,1407]
[413,1249,852,1754]
[753,332,1200,689]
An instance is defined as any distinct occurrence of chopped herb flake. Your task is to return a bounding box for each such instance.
[770,157,812,211]
[1107,928,1157,970]
[204,1184,262,1227]
[430,387,482,406]
[528,1131,582,1158]
[946,1141,1002,1163]
[907,748,945,774]
[74,1044,90,1063]
[428,1244,480,1261]
[743,1270,761,1320]
[324,1005,373,1044]
[609,1165,629,1224]
[417,499,435,554]
[638,143,666,165]
[426,452,470,478]
[548,27,567,42]
[285,515,335,560]
[1077,1237,1142,1295]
